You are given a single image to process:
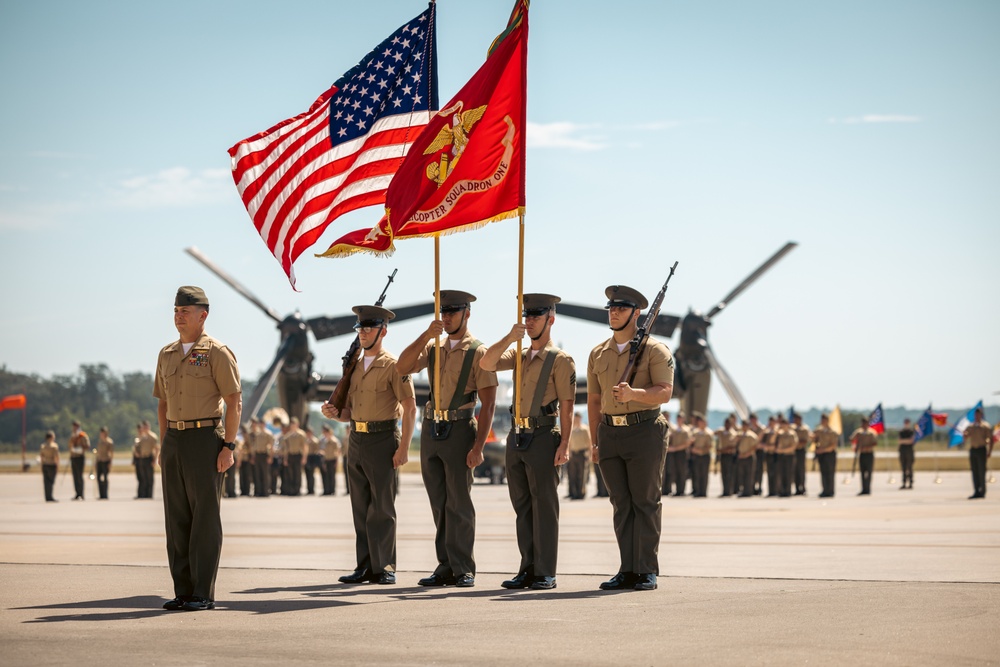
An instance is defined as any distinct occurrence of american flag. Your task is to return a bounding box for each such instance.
[228,4,438,288]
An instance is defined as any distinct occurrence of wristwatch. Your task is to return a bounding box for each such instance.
[223,441,236,451]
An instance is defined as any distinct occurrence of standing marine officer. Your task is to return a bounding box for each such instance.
[587,285,673,592]
[95,426,114,500]
[715,416,738,497]
[792,413,811,495]
[735,420,758,498]
[897,418,915,490]
[397,290,498,588]
[280,417,308,496]
[813,413,839,498]
[851,416,879,496]
[134,421,160,499]
[664,412,692,496]
[688,413,713,498]
[39,431,60,502]
[155,286,242,611]
[963,408,993,499]
[68,420,90,500]
[567,412,592,500]
[480,294,576,591]
[321,305,416,585]
[246,418,273,497]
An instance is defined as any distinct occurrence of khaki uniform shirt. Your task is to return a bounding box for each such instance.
[667,424,693,452]
[690,426,714,456]
[964,420,993,449]
[497,341,576,417]
[413,332,498,411]
[321,434,342,458]
[737,430,759,458]
[282,427,308,455]
[135,432,159,457]
[305,433,321,455]
[39,441,59,465]
[851,427,879,452]
[587,337,673,415]
[568,426,591,453]
[775,428,798,455]
[247,431,274,455]
[153,332,241,421]
[96,435,114,462]
[69,431,90,457]
[716,427,738,454]
[813,425,839,454]
[348,349,415,422]
[760,427,777,453]
[794,424,812,450]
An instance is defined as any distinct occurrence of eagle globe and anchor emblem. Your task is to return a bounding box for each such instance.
[423,101,488,184]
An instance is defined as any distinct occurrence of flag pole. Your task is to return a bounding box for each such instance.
[514,212,525,436]
[434,235,442,423]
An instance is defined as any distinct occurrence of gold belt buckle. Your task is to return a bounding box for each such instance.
[433,409,448,421]
[176,421,186,431]
[612,415,628,427]
[516,417,531,429]
[354,421,369,434]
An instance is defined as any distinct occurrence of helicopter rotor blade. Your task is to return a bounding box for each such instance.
[558,303,681,337]
[185,246,283,324]
[306,302,435,341]
[244,337,295,421]
[706,241,797,321]
[698,338,750,423]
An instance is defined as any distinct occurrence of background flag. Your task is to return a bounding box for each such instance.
[829,405,843,435]
[931,412,949,426]
[0,394,27,412]
[948,400,983,447]
[229,3,438,287]
[321,0,528,257]
[868,403,885,434]
[914,406,934,443]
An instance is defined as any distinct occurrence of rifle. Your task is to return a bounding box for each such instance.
[619,261,679,386]
[326,269,398,411]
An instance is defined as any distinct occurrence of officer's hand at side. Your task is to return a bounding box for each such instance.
[553,444,570,467]
[392,448,408,469]
[466,446,485,469]
[591,445,599,464]
[217,448,234,473]
[321,403,339,419]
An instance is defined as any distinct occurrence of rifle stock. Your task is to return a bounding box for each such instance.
[325,269,398,411]
[619,261,679,385]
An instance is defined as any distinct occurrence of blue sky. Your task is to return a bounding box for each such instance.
[1,0,997,413]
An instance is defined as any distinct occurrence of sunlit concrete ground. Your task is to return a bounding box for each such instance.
[1,470,998,666]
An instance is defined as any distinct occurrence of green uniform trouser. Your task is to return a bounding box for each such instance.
[505,427,560,578]
[161,426,224,601]
[421,418,477,577]
[597,417,668,575]
[347,430,399,574]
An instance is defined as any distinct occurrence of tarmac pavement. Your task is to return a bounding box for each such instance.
[1,470,998,666]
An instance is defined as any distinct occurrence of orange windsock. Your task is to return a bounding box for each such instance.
[0,394,27,412]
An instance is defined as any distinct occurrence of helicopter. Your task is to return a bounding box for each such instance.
[557,242,798,422]
[185,247,435,426]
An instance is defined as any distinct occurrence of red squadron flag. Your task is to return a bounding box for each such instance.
[228,4,438,288]
[322,0,528,258]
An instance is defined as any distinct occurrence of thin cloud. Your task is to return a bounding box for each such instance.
[828,114,922,124]
[527,121,607,150]
[109,167,232,208]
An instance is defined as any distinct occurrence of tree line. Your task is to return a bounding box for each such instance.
[0,364,273,453]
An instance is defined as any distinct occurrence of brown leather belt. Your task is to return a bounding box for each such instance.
[351,419,397,434]
[423,406,475,422]
[603,409,660,427]
[513,415,556,430]
[168,418,221,431]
